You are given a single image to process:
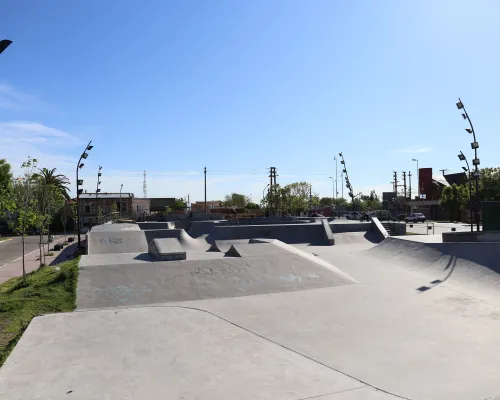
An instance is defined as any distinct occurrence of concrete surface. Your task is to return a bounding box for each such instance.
[87,229,148,254]
[0,307,387,400]
[4,224,500,399]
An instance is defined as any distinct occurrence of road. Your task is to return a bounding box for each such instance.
[0,235,53,267]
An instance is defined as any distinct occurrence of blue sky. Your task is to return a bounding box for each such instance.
[1,0,499,202]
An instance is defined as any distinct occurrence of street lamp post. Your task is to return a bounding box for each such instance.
[456,98,481,232]
[76,140,93,251]
[95,166,102,223]
[329,177,335,203]
[119,184,123,218]
[0,39,12,55]
[458,151,473,232]
[334,156,338,198]
[412,158,420,212]
[338,152,355,211]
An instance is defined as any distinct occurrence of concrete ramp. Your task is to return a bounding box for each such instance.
[332,231,381,246]
[137,222,175,230]
[91,223,140,232]
[208,223,332,245]
[143,228,205,250]
[87,229,148,255]
[365,237,500,302]
[77,253,357,309]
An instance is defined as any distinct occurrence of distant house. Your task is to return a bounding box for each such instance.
[191,201,222,213]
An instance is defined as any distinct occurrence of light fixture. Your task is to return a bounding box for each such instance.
[0,40,12,55]
[87,145,93,150]
[473,171,480,178]
[456,101,464,110]
[98,181,101,185]
[99,166,102,170]
[339,152,342,157]
[458,153,465,161]
[343,169,347,173]
[98,172,102,177]
[465,128,472,134]
[462,166,467,172]
[340,160,345,164]
[78,163,84,169]
[77,189,84,195]
[473,158,480,166]
[81,152,89,159]
[471,141,479,149]
[462,113,466,120]
[77,179,83,185]
[97,189,101,193]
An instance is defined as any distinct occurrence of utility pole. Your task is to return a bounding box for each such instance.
[309,185,312,216]
[402,171,407,214]
[269,167,277,216]
[204,167,207,213]
[408,171,412,202]
[439,169,449,176]
[393,171,398,195]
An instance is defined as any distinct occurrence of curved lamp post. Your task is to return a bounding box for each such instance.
[338,152,355,211]
[458,151,473,232]
[0,39,12,55]
[76,141,93,250]
[456,99,480,231]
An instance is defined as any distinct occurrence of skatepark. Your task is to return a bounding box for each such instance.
[2,217,500,400]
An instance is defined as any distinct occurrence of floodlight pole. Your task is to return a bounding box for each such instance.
[458,151,473,232]
[457,98,480,231]
[76,140,92,250]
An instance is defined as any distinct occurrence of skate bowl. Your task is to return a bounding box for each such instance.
[77,240,357,309]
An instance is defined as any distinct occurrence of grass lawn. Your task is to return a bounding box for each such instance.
[0,257,79,367]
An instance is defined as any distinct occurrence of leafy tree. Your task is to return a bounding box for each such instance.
[0,158,13,194]
[246,202,260,209]
[440,183,469,222]
[362,190,381,210]
[478,167,500,201]
[261,181,319,215]
[174,198,187,211]
[223,193,249,207]
[6,158,39,282]
[32,167,70,200]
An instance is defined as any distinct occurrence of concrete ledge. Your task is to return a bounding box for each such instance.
[148,238,186,261]
[370,217,389,240]
[321,219,335,245]
[442,231,500,242]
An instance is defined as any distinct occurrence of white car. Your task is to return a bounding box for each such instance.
[405,213,426,223]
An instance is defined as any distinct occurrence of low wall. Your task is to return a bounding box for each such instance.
[389,222,406,235]
[442,231,500,242]
[330,223,372,233]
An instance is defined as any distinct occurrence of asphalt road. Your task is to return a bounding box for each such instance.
[0,235,51,267]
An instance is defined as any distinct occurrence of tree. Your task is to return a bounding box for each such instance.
[261,181,319,215]
[6,158,39,282]
[0,158,13,194]
[223,193,249,207]
[174,198,187,211]
[362,190,381,210]
[246,202,260,209]
[60,200,73,242]
[440,183,469,222]
[478,167,500,201]
[32,167,70,199]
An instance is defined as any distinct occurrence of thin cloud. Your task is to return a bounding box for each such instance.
[0,84,46,111]
[393,146,432,154]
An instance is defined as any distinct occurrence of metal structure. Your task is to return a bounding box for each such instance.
[338,153,355,211]
[329,176,335,202]
[143,170,147,198]
[95,166,102,219]
[204,167,207,213]
[456,98,481,231]
[458,151,473,232]
[76,141,93,250]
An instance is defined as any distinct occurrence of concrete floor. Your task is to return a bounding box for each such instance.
[2,232,500,399]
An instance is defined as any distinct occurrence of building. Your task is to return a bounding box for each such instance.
[191,201,222,213]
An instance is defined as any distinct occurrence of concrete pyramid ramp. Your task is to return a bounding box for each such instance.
[225,242,295,258]
[209,239,250,252]
[148,238,186,261]
[143,228,205,250]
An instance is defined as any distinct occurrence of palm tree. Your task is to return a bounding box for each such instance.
[32,168,70,199]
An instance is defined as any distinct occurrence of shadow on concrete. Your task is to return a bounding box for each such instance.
[363,231,382,244]
[133,253,156,261]
[49,243,78,266]
[415,256,457,293]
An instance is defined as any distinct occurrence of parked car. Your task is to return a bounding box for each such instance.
[405,213,426,223]
[311,213,324,217]
[346,212,359,220]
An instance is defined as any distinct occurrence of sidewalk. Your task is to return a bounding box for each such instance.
[0,238,77,284]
